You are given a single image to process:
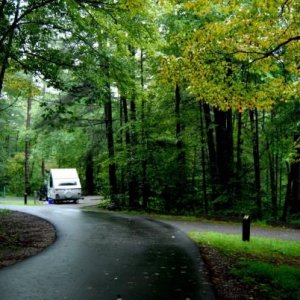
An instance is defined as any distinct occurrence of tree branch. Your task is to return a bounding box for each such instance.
[233,35,300,65]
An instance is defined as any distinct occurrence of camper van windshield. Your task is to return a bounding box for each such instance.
[59,181,77,186]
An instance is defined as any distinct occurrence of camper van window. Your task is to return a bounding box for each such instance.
[50,175,53,188]
[59,181,77,186]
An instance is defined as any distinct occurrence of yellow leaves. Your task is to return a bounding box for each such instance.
[4,72,41,98]
[174,0,300,111]
[184,0,211,15]
[119,0,148,16]
[158,55,184,86]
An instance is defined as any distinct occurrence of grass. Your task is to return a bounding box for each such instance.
[92,199,277,226]
[189,231,300,259]
[231,261,300,299]
[189,231,300,299]
[0,199,42,206]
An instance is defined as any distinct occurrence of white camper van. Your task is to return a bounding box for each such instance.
[47,168,82,203]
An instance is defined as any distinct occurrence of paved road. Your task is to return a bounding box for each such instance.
[0,202,216,300]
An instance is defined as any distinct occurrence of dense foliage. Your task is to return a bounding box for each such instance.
[0,0,299,222]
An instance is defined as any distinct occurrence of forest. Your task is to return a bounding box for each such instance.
[0,0,299,222]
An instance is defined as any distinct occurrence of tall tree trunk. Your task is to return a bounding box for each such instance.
[174,83,186,212]
[282,163,292,222]
[266,111,278,221]
[25,93,32,195]
[41,158,45,179]
[268,147,277,220]
[121,95,130,145]
[140,50,150,209]
[85,150,95,195]
[289,134,300,215]
[118,96,125,202]
[0,0,20,96]
[203,103,217,199]
[199,102,208,214]
[128,96,139,208]
[249,109,262,219]
[104,84,118,203]
[214,107,234,208]
[235,111,243,201]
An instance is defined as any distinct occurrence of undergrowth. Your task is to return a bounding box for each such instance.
[189,232,300,300]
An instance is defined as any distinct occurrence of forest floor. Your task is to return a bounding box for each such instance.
[1,209,299,299]
[0,211,56,269]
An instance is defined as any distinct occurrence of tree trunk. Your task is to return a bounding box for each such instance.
[268,148,277,220]
[282,163,292,222]
[121,95,130,145]
[128,95,139,208]
[174,84,186,211]
[104,85,118,203]
[235,111,243,201]
[85,150,95,195]
[213,107,234,208]
[41,158,45,179]
[203,103,217,199]
[140,50,150,209]
[289,134,300,215]
[249,109,262,219]
[266,111,278,221]
[24,93,32,195]
[0,0,20,96]
[199,102,208,214]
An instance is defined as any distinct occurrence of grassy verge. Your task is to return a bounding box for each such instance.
[87,200,275,227]
[0,199,42,206]
[189,232,300,299]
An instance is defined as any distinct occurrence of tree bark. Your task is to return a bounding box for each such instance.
[235,111,243,201]
[85,150,95,195]
[203,103,217,198]
[121,95,130,145]
[140,50,150,209]
[266,111,278,221]
[0,0,20,96]
[268,148,277,220]
[282,163,292,222]
[174,84,186,211]
[213,107,234,208]
[128,95,139,208]
[25,93,32,195]
[249,109,262,219]
[199,102,208,214]
[289,134,300,215]
[104,83,118,202]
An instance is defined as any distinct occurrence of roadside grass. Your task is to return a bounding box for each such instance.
[189,232,300,299]
[189,232,300,258]
[231,261,300,299]
[92,199,277,227]
[0,199,42,206]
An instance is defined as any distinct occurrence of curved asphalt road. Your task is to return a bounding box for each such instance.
[0,202,216,300]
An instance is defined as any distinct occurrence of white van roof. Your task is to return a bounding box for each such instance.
[49,169,81,188]
[50,168,79,179]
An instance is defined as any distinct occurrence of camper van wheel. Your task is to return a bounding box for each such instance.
[73,199,78,204]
